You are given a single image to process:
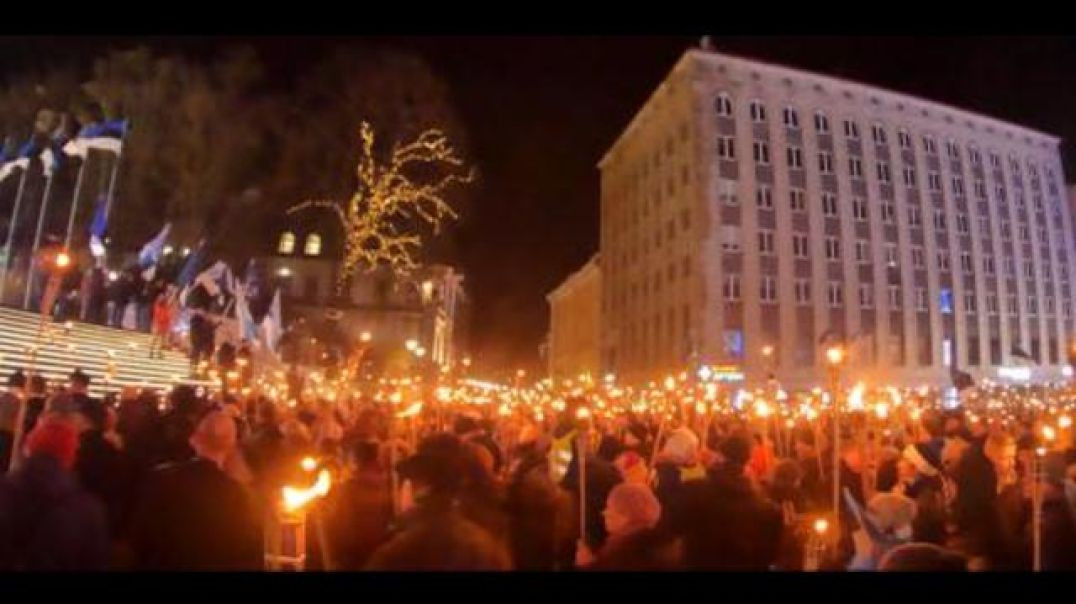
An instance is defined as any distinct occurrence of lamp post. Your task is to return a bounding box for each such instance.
[825,345,845,529]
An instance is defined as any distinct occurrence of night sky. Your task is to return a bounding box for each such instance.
[3,36,1075,372]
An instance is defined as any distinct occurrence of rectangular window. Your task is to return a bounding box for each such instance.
[814,112,830,134]
[961,252,973,274]
[885,243,899,267]
[871,123,887,145]
[984,256,995,275]
[715,94,733,116]
[881,203,896,224]
[750,101,767,123]
[903,166,916,188]
[825,237,841,261]
[889,286,902,309]
[928,172,942,191]
[990,152,1001,168]
[756,186,773,210]
[952,176,964,196]
[946,140,960,160]
[794,279,811,305]
[876,161,891,184]
[818,151,834,174]
[720,225,741,252]
[937,252,950,272]
[849,157,863,179]
[760,276,777,303]
[1024,260,1034,279]
[974,180,987,198]
[789,188,806,212]
[787,146,803,169]
[723,274,741,301]
[828,282,844,307]
[852,197,868,221]
[933,209,947,231]
[1027,295,1037,315]
[912,246,925,268]
[859,285,874,308]
[717,136,735,160]
[792,234,809,258]
[979,217,990,237]
[915,287,928,311]
[1007,294,1018,315]
[965,293,976,313]
[843,119,859,140]
[1004,257,1015,277]
[908,205,922,227]
[855,240,870,264]
[783,107,799,129]
[923,135,937,155]
[758,229,775,255]
[822,193,838,217]
[897,129,911,149]
[956,214,969,234]
[986,294,998,315]
[753,140,770,165]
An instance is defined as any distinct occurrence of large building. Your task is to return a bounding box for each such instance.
[547,254,602,381]
[263,224,470,372]
[599,48,1075,388]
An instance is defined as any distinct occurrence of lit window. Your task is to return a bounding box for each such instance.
[278,231,296,255]
[304,233,322,256]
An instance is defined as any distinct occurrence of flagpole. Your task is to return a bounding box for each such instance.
[102,130,126,223]
[64,157,87,250]
[0,166,32,304]
[23,172,55,309]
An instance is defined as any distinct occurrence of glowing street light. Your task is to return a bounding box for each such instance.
[359,331,372,343]
[825,346,845,366]
[762,345,774,357]
[405,339,419,352]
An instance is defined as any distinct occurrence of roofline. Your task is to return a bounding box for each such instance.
[598,47,1061,170]
[546,253,601,303]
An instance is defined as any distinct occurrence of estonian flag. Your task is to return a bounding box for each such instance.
[175,240,208,289]
[88,198,109,258]
[235,284,259,342]
[0,138,39,182]
[260,288,283,353]
[138,222,172,268]
[62,118,129,158]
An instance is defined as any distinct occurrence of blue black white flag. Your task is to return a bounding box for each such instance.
[138,222,172,268]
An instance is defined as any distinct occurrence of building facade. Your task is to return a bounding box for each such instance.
[264,227,469,371]
[599,49,1075,388]
[547,254,602,381]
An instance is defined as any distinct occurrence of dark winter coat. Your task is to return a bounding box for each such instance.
[365,498,511,570]
[586,528,678,571]
[129,458,262,570]
[322,467,394,570]
[0,454,109,570]
[560,452,623,551]
[75,430,137,539]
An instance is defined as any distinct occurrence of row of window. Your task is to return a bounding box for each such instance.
[278,232,322,256]
[713,93,1060,182]
[719,273,1071,317]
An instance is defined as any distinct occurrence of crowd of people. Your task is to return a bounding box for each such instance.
[1,361,1074,572]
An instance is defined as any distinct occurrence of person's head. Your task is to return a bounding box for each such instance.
[771,458,802,492]
[24,416,80,470]
[718,433,752,470]
[28,375,47,397]
[920,411,945,441]
[878,543,968,571]
[353,439,380,470]
[942,438,970,475]
[397,433,472,499]
[944,413,966,439]
[868,492,917,539]
[661,427,699,465]
[603,482,662,535]
[7,370,27,393]
[68,369,90,394]
[76,396,107,433]
[189,411,238,467]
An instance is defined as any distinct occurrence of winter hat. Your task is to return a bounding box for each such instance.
[68,368,90,389]
[7,369,27,389]
[661,427,699,465]
[606,482,662,529]
[25,417,79,470]
[903,441,943,477]
[867,492,917,537]
[397,433,471,495]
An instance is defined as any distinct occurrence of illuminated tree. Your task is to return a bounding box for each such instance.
[289,121,474,290]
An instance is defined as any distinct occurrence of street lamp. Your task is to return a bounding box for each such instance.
[825,344,845,529]
[359,331,372,344]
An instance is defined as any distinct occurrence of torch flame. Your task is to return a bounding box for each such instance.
[282,469,332,512]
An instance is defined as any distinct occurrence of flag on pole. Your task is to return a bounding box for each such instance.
[193,261,234,298]
[62,118,128,158]
[87,197,109,259]
[235,284,258,342]
[138,222,172,268]
[260,288,282,353]
[0,138,38,182]
[175,240,207,289]
[951,366,975,391]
